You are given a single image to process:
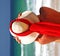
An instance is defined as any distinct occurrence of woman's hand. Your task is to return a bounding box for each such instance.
[36,7,60,44]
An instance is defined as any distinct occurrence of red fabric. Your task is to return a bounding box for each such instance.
[10,7,60,37]
[30,22,60,37]
[10,19,33,36]
[10,18,60,37]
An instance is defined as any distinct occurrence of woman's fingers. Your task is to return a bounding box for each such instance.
[36,34,60,44]
[14,36,21,44]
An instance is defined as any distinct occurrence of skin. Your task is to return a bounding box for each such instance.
[13,7,60,44]
[36,7,60,44]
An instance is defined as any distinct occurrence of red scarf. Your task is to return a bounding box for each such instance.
[10,18,60,37]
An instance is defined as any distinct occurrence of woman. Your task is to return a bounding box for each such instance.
[36,7,60,44]
[11,7,60,44]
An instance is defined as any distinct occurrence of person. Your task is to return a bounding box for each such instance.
[11,7,60,44]
[36,7,60,44]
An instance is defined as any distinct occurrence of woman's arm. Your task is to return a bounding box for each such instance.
[36,7,60,44]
